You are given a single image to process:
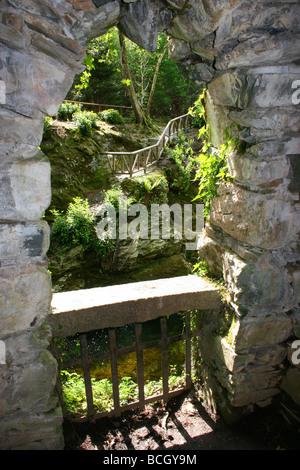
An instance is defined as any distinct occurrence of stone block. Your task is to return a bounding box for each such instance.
[1,46,74,117]
[0,266,52,336]
[284,137,300,155]
[223,251,291,310]
[193,63,214,81]
[49,275,222,337]
[79,1,121,43]
[171,0,240,44]
[197,231,224,276]
[229,386,281,408]
[250,74,297,108]
[235,313,293,352]
[210,183,300,250]
[216,32,300,69]
[0,107,44,148]
[119,0,161,52]
[71,0,96,11]
[0,405,64,450]
[204,91,231,148]
[4,324,53,367]
[229,107,300,142]
[0,154,51,222]
[0,221,50,266]
[227,152,290,188]
[291,310,300,339]
[207,73,245,108]
[9,350,58,413]
[291,269,300,305]
[168,38,190,61]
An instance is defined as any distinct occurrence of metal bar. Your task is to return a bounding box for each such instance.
[56,310,202,421]
[79,333,95,420]
[185,312,192,390]
[135,324,145,410]
[109,329,121,416]
[60,332,189,370]
[70,388,185,423]
[160,317,169,403]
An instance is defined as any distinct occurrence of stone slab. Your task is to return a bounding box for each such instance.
[49,275,222,337]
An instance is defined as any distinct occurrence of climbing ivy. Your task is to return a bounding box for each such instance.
[193,123,237,218]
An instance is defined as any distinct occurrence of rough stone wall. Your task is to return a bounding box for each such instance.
[175,0,300,423]
[0,0,299,449]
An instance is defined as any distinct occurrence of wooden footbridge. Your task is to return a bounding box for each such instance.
[104,113,193,177]
[49,275,221,422]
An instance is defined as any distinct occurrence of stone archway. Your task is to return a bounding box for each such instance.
[0,0,299,449]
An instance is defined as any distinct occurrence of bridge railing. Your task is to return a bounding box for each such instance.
[49,276,221,422]
[104,113,193,177]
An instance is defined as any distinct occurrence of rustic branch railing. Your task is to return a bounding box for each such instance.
[63,99,133,113]
[104,113,193,177]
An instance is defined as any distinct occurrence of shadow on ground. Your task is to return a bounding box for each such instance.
[63,389,300,451]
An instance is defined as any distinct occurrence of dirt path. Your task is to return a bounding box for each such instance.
[63,389,299,451]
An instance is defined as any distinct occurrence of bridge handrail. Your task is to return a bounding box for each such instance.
[103,113,193,176]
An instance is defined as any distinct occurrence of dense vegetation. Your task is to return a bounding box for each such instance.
[47,28,235,419]
[68,28,199,121]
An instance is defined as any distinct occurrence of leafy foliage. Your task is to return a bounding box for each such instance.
[50,197,113,257]
[121,173,169,205]
[57,101,82,121]
[72,110,99,136]
[194,124,237,217]
[67,28,198,120]
[163,133,199,194]
[188,91,206,128]
[60,369,186,416]
[102,186,135,215]
[100,108,124,125]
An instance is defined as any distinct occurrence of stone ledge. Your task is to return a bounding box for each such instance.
[48,275,222,337]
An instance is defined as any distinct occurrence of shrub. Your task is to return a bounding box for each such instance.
[100,108,124,125]
[43,116,53,138]
[57,101,82,121]
[50,197,113,257]
[102,186,135,215]
[163,134,198,194]
[121,173,169,205]
[72,110,99,136]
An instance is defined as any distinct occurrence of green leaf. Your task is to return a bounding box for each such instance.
[121,78,131,87]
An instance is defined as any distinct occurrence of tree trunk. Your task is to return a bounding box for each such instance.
[118,29,147,126]
[146,38,169,118]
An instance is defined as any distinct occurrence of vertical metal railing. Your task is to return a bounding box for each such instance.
[51,311,201,423]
